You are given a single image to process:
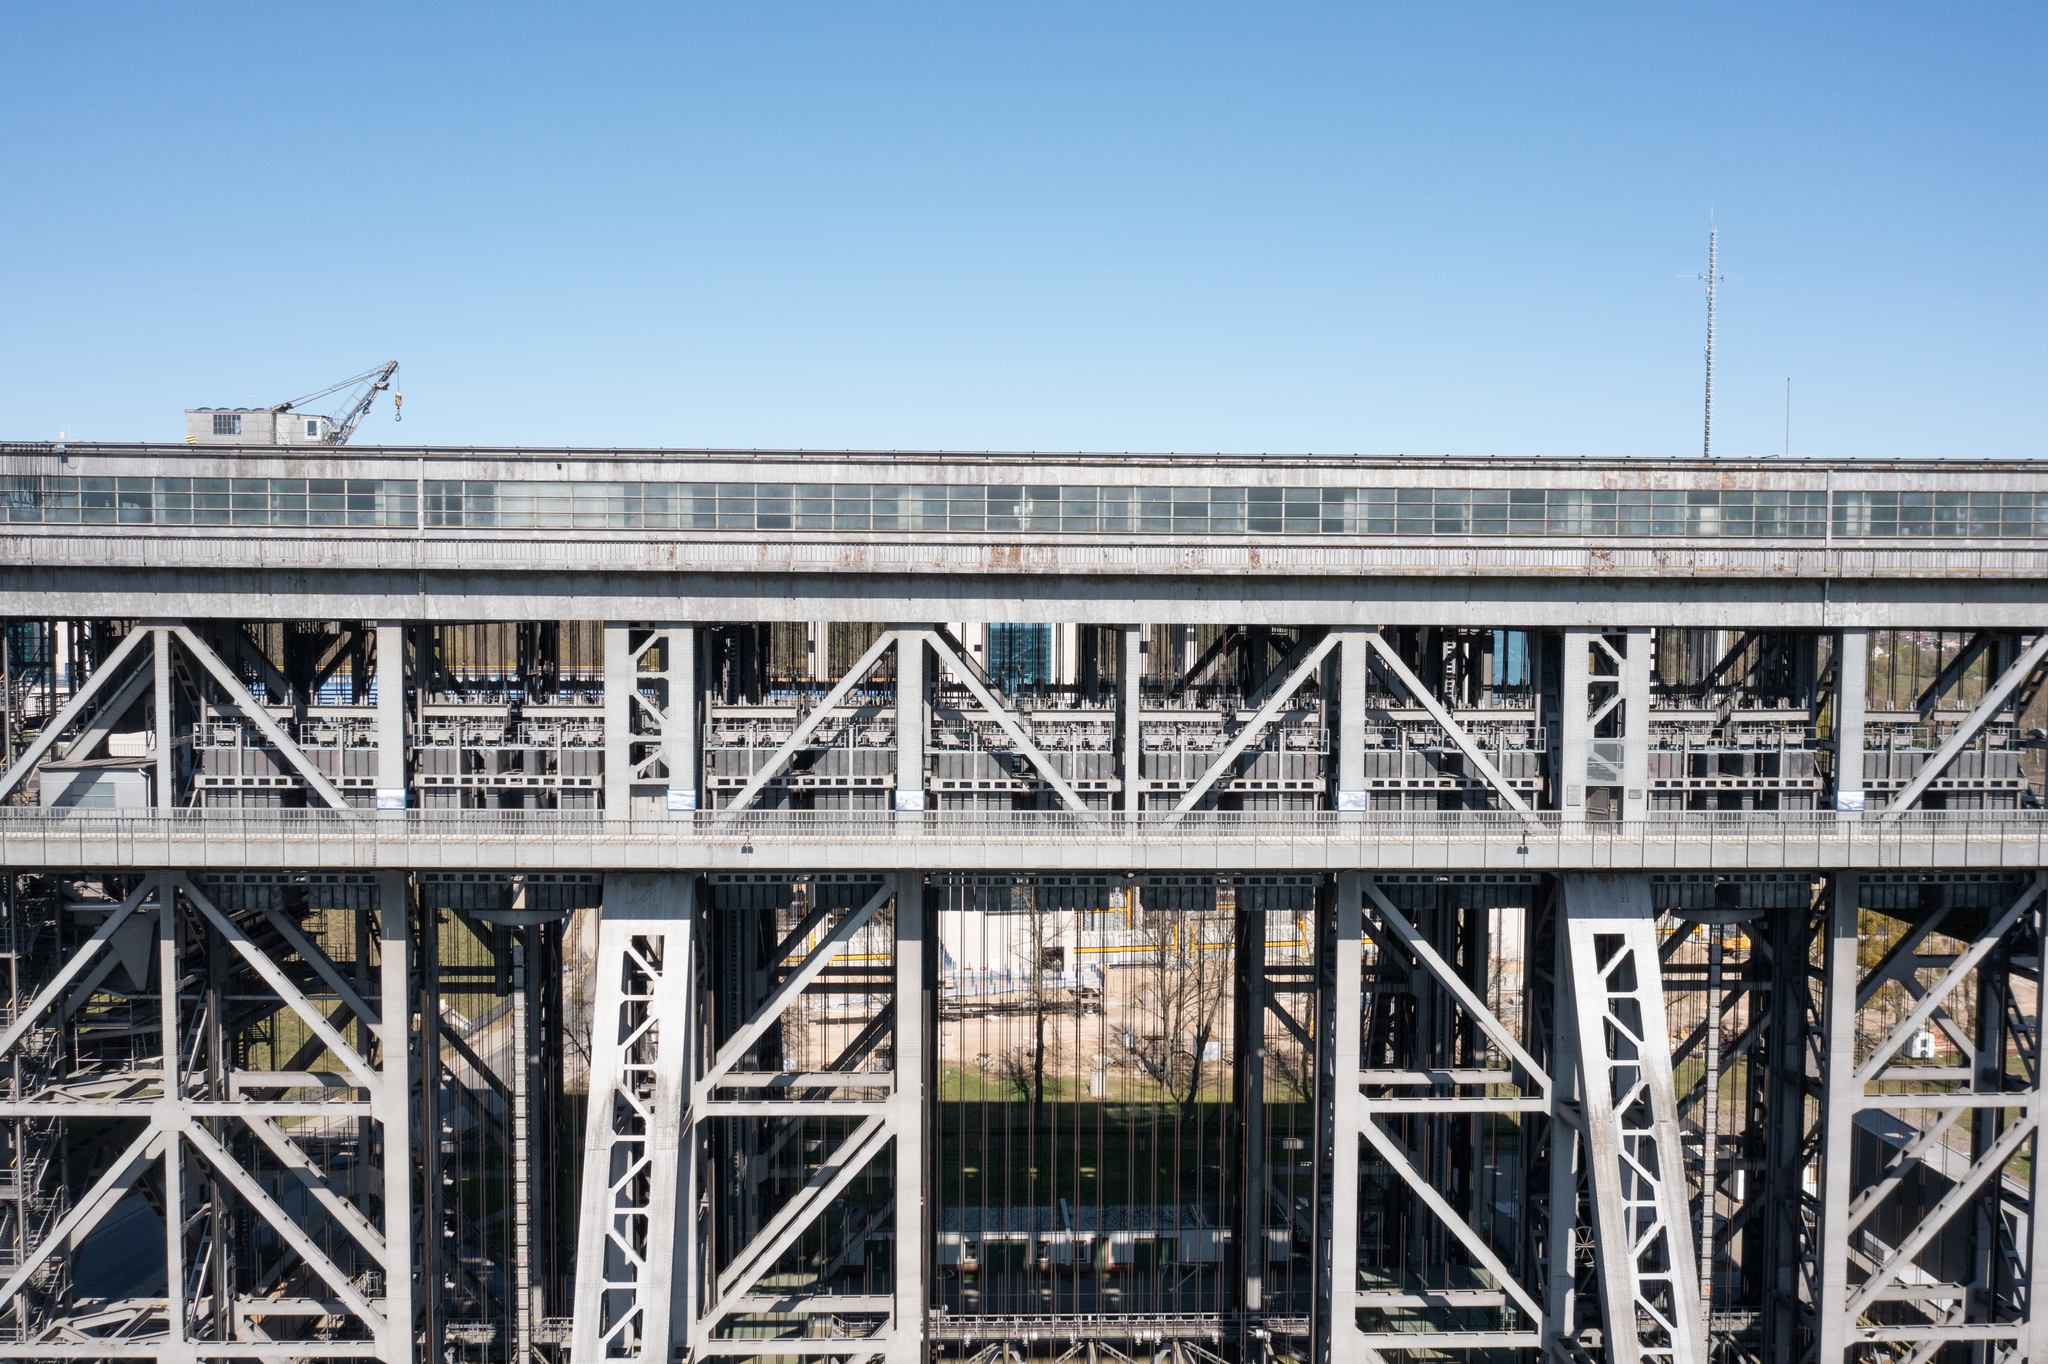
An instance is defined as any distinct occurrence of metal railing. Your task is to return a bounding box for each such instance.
[0,807,2040,871]
[0,806,2037,832]
[930,1311,1250,1343]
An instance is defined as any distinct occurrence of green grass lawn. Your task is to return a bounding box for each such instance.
[933,1070,1315,1209]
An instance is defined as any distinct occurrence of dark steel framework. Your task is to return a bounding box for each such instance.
[0,454,2045,1362]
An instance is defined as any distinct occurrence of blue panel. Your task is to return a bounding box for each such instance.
[988,623,1051,694]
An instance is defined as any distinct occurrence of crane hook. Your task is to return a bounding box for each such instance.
[393,387,403,423]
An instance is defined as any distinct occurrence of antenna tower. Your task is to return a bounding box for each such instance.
[1696,225,1724,458]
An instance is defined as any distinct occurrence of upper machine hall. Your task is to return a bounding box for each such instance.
[5,443,2045,629]
[11,444,2044,536]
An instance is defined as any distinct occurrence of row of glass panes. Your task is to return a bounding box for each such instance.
[5,474,2048,536]
[419,481,1841,534]
[1831,490,2048,536]
[1,477,417,527]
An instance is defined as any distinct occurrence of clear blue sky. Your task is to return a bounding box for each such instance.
[3,4,2042,458]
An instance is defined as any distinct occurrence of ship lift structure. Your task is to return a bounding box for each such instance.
[0,443,2046,1363]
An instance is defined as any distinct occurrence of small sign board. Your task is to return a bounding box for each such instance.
[666,787,698,812]
[895,789,928,813]
[1836,790,1866,813]
[375,788,407,811]
[1335,789,1369,813]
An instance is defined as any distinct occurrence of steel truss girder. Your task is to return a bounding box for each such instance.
[604,623,701,816]
[15,851,2047,1361]
[170,624,350,808]
[1559,873,1707,1364]
[0,624,151,804]
[716,631,902,817]
[1325,875,1551,1359]
[1884,631,2048,817]
[695,872,925,1364]
[1814,870,2048,1363]
[570,872,926,1362]
[0,869,411,1359]
[1164,630,1335,818]
[1360,630,1535,815]
[0,619,357,810]
[570,872,699,1359]
[1331,872,1698,1362]
[1559,628,1653,824]
[916,627,1095,816]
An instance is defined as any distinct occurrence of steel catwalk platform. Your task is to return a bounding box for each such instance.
[0,444,2042,1364]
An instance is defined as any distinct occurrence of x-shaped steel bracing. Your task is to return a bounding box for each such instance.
[0,871,406,1358]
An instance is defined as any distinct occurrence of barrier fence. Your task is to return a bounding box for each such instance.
[0,807,2040,871]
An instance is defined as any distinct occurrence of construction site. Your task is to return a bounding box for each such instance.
[0,439,2044,1363]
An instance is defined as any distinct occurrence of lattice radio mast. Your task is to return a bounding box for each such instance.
[1695,224,1725,458]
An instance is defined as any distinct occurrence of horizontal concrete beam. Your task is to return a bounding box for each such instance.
[10,526,2048,579]
[0,812,2040,873]
[7,562,2048,628]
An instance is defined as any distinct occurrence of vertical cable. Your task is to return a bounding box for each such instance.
[512,933,532,1361]
[1700,922,1724,1323]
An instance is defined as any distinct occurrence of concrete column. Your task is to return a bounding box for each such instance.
[376,621,406,813]
[885,874,929,1364]
[1620,626,1652,822]
[1834,630,1867,815]
[896,633,927,815]
[153,628,173,812]
[1056,622,1080,687]
[1813,874,1861,1363]
[1175,624,1197,684]
[603,624,635,819]
[665,628,699,814]
[1559,630,1591,818]
[1119,625,1143,819]
[1335,629,1368,814]
[375,871,415,1358]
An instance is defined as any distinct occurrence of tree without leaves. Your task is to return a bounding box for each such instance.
[994,886,1068,1114]
[1127,906,1235,1129]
